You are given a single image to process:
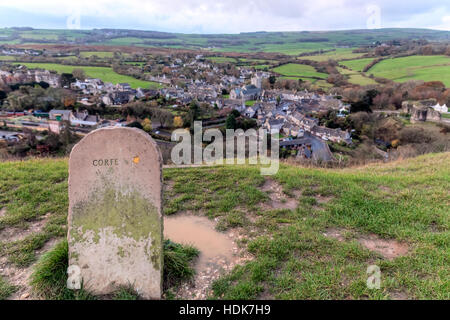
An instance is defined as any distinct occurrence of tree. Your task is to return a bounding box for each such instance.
[173,116,183,128]
[269,75,276,85]
[126,121,143,129]
[187,101,200,130]
[72,68,86,81]
[38,81,49,89]
[225,114,237,130]
[61,73,75,87]
[142,118,152,132]
[231,109,240,117]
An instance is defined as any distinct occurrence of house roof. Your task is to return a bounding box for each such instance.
[280,138,309,147]
[242,85,261,95]
[268,118,284,126]
[49,109,72,116]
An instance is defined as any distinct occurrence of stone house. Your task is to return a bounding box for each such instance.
[402,100,442,123]
[310,126,351,143]
[230,85,261,101]
[266,118,284,134]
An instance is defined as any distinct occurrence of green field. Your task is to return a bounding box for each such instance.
[239,58,276,64]
[254,65,270,70]
[123,61,146,66]
[14,63,162,89]
[272,63,328,79]
[340,58,375,72]
[79,51,115,58]
[367,55,450,86]
[0,153,448,299]
[337,66,377,85]
[0,55,16,61]
[302,48,365,62]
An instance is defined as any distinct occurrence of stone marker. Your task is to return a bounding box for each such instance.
[68,127,163,299]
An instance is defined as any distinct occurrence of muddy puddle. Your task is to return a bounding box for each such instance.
[163,214,249,299]
[164,215,234,272]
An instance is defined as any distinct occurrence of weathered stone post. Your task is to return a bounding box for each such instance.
[68,127,163,299]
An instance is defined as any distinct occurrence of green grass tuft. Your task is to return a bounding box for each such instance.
[164,239,199,291]
[30,240,95,300]
[29,238,199,299]
[0,276,16,300]
[112,285,139,300]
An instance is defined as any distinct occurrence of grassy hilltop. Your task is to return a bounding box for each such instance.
[0,153,449,299]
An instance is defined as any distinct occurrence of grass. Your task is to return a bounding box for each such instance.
[272,63,328,79]
[302,48,364,62]
[340,58,375,72]
[337,67,377,86]
[0,152,449,299]
[79,51,115,58]
[0,159,68,267]
[367,55,450,86]
[163,239,199,291]
[0,55,17,61]
[29,240,94,300]
[112,286,140,300]
[163,153,450,299]
[13,63,163,89]
[123,61,146,66]
[0,276,16,299]
[254,65,270,70]
[29,238,198,300]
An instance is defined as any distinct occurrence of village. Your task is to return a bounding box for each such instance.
[0,53,357,161]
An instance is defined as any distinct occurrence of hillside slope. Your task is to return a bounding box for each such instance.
[1,27,449,54]
[0,153,448,299]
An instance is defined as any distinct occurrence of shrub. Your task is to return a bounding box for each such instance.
[399,127,432,144]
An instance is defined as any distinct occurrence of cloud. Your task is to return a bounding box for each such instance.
[0,0,448,32]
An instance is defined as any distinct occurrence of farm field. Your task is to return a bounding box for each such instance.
[0,153,448,299]
[272,63,328,80]
[254,65,270,70]
[337,66,377,85]
[79,51,115,58]
[123,61,146,66]
[13,62,163,89]
[0,55,17,61]
[239,58,277,64]
[302,48,365,62]
[54,56,78,61]
[367,55,450,86]
[340,58,375,72]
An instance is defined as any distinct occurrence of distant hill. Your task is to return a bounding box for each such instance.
[0,27,449,55]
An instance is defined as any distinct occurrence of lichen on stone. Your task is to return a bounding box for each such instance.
[70,178,162,270]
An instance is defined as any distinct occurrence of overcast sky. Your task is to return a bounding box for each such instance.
[0,0,449,33]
